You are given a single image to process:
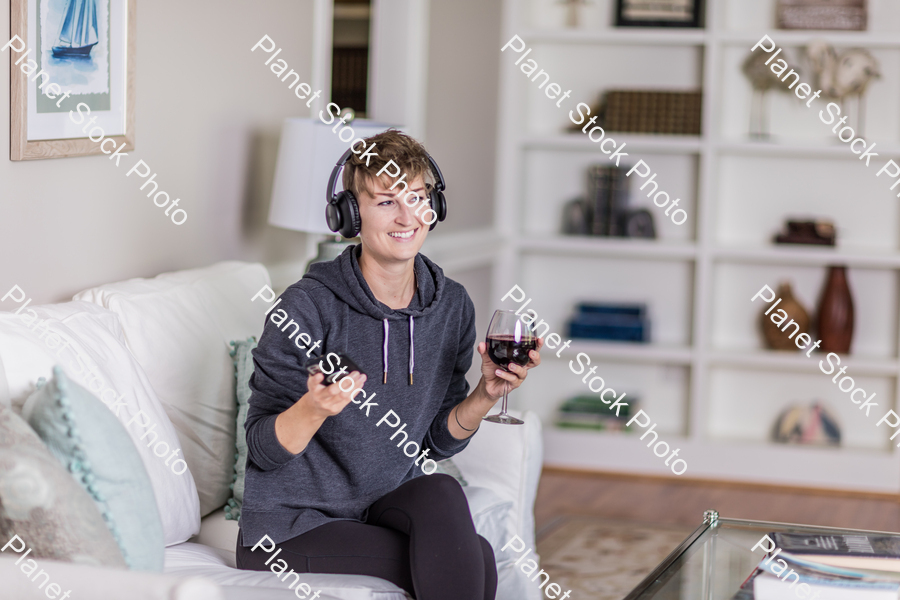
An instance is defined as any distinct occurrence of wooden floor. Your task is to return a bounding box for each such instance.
[535,468,900,536]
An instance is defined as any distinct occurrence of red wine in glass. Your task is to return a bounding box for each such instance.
[487,335,538,369]
[484,310,536,425]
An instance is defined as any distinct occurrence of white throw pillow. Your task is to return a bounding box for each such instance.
[453,411,542,553]
[74,262,272,517]
[0,301,201,546]
[453,411,544,600]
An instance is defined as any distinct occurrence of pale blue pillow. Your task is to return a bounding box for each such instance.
[225,337,256,521]
[22,366,165,571]
[0,403,126,568]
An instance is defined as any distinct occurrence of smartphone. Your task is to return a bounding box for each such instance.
[306,351,366,386]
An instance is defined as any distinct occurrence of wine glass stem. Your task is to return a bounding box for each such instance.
[500,381,509,416]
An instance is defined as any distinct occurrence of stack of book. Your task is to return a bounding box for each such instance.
[556,394,636,431]
[601,90,702,135]
[732,532,900,600]
[587,165,630,237]
[567,303,650,343]
[563,165,657,239]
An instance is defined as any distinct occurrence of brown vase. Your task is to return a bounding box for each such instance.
[817,266,854,354]
[761,282,810,351]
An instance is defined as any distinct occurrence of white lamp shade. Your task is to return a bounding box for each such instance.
[268,118,396,234]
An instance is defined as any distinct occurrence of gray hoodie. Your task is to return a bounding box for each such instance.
[240,244,477,545]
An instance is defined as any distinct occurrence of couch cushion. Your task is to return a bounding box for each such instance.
[193,508,241,556]
[0,556,223,600]
[0,301,201,546]
[195,480,512,561]
[74,262,271,517]
[23,367,165,571]
[165,543,410,600]
[0,403,127,568]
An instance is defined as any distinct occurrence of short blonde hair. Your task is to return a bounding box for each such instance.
[342,129,433,198]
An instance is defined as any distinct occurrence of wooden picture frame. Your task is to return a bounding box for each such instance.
[615,0,703,28]
[10,0,135,161]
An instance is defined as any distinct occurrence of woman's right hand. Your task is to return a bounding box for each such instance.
[275,370,367,454]
[301,371,367,418]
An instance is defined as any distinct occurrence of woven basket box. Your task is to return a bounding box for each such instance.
[601,90,702,136]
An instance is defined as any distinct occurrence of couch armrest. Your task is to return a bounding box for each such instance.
[0,557,223,600]
[450,410,543,550]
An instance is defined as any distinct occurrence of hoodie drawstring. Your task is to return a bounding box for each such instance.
[383,319,389,384]
[408,315,415,385]
[382,316,416,385]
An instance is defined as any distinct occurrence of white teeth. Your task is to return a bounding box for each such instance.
[389,230,414,239]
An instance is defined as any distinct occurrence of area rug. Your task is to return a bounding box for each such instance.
[535,516,695,600]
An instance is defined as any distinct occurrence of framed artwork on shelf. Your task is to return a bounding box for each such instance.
[615,0,703,28]
[10,0,136,161]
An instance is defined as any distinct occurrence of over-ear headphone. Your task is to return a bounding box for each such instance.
[325,146,447,238]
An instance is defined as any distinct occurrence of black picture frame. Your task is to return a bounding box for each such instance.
[615,0,704,28]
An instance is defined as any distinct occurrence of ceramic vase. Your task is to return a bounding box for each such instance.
[761,282,810,351]
[817,266,854,354]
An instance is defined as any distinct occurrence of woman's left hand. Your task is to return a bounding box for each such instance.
[476,337,543,402]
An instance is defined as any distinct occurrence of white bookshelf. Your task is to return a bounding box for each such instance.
[494,0,900,492]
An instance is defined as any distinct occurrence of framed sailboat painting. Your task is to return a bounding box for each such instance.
[10,0,135,160]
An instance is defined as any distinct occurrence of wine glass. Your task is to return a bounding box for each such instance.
[484,310,536,425]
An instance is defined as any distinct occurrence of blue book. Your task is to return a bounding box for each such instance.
[568,315,650,343]
[576,303,647,319]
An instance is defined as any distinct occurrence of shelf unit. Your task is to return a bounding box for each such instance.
[494,0,900,492]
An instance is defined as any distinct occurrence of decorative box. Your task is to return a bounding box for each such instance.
[602,90,702,135]
[777,0,867,31]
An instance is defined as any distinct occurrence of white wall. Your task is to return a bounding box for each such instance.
[0,0,317,304]
[1,0,502,304]
[424,0,502,232]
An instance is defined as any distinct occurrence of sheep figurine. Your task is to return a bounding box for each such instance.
[807,40,881,134]
[743,49,798,92]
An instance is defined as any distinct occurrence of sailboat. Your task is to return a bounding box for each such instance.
[52,0,99,58]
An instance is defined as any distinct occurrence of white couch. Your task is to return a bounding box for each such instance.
[0,262,543,600]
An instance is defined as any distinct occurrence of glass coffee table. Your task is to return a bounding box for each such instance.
[624,510,900,600]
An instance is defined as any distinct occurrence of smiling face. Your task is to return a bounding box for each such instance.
[357,174,431,265]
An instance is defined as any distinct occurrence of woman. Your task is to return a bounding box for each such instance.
[238,130,542,600]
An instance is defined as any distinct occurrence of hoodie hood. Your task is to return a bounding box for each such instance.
[305,244,444,321]
[305,244,446,384]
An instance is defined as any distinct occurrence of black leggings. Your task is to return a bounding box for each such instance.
[236,473,497,600]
